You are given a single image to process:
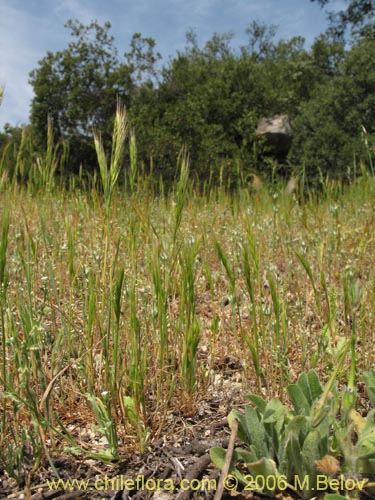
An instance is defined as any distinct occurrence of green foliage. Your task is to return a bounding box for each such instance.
[130,24,324,183]
[2,135,375,481]
[26,18,334,185]
[19,10,375,186]
[289,35,375,185]
[125,32,161,84]
[311,0,375,39]
[211,371,328,499]
[86,392,119,461]
[29,20,139,172]
[211,366,375,499]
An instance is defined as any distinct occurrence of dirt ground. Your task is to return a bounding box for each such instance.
[0,356,253,500]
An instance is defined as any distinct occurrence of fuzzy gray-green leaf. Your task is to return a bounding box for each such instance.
[288,384,311,415]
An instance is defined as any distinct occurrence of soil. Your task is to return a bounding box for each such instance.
[1,325,371,499]
[0,356,256,500]
[1,372,372,500]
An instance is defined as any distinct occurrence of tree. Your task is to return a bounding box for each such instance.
[128,24,320,183]
[310,34,345,77]
[28,17,373,187]
[311,0,375,39]
[288,36,375,182]
[29,20,134,172]
[129,31,242,182]
[125,33,161,84]
[240,21,278,61]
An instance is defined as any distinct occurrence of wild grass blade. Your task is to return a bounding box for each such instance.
[173,150,189,243]
[0,209,9,292]
[94,101,128,214]
[129,128,137,193]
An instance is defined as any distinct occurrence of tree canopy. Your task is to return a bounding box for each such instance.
[311,0,375,38]
[29,20,159,171]
[0,1,372,187]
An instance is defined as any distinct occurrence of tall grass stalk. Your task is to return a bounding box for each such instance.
[94,101,128,214]
[0,142,11,189]
[173,150,190,243]
[295,252,322,318]
[86,392,119,461]
[129,128,137,193]
[14,128,28,184]
[243,246,262,388]
[112,267,125,390]
[1,132,375,478]
[32,117,61,190]
[121,281,151,448]
[179,241,201,414]
[0,209,9,293]
[267,270,289,387]
[0,209,9,438]
[150,248,170,372]
[361,125,375,177]
[82,268,97,391]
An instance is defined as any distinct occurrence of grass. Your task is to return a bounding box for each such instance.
[1,101,375,486]
[1,172,375,479]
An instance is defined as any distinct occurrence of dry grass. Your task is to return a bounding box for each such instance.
[0,172,375,480]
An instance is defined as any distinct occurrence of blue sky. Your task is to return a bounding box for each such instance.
[0,0,345,129]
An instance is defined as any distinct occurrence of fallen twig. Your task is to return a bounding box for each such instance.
[213,418,238,500]
[175,454,212,500]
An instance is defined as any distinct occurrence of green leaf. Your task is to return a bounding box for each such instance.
[228,409,253,446]
[229,407,267,458]
[302,430,321,464]
[297,372,311,402]
[357,428,375,459]
[246,457,279,495]
[263,398,286,456]
[285,414,309,436]
[123,396,139,429]
[364,370,375,407]
[245,405,267,458]
[284,416,308,479]
[324,494,348,500]
[307,369,324,401]
[210,446,227,469]
[301,429,322,489]
[263,398,285,426]
[247,394,267,413]
[235,447,258,465]
[210,447,252,486]
[288,384,311,415]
